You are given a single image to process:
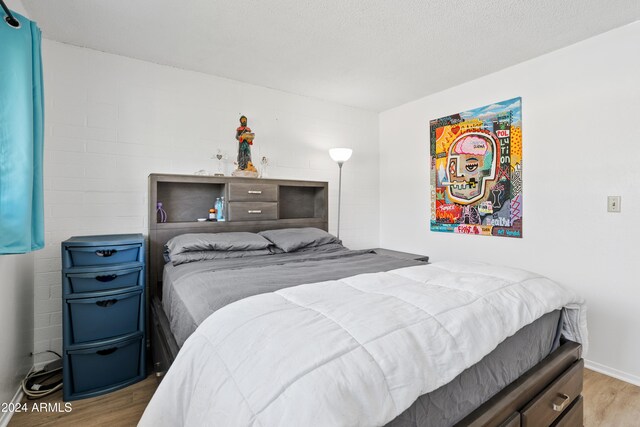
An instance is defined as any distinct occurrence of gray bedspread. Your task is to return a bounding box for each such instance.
[163,247,425,346]
[387,310,562,427]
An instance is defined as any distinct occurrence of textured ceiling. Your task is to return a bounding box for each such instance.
[20,0,640,111]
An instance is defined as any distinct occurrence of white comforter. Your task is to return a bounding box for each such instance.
[139,261,587,427]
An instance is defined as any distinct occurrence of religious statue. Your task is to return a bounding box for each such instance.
[232,115,258,177]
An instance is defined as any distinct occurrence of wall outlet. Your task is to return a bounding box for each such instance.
[607,196,621,213]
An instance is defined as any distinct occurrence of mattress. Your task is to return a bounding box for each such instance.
[162,247,425,346]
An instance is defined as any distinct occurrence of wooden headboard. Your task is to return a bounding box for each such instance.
[147,173,328,299]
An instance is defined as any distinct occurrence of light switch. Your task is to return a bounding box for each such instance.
[607,196,621,213]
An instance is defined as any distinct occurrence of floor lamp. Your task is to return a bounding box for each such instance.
[329,148,353,239]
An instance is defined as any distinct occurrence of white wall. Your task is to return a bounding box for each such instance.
[0,0,35,415]
[379,22,640,383]
[34,40,380,363]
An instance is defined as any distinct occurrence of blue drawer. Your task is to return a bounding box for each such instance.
[65,244,142,267]
[65,266,143,294]
[68,336,142,394]
[67,290,142,344]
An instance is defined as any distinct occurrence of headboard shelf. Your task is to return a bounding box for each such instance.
[154,217,327,229]
[279,185,326,219]
[157,181,225,223]
[148,174,329,297]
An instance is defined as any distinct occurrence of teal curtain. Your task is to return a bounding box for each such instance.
[0,10,44,254]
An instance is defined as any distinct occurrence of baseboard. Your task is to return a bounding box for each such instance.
[586,359,640,387]
[0,385,24,427]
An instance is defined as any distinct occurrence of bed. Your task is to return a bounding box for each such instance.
[144,174,587,427]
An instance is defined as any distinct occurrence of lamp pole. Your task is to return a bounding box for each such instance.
[337,161,344,239]
[329,148,352,240]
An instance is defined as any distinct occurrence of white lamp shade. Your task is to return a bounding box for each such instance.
[329,148,353,163]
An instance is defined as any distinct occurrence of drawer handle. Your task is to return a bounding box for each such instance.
[247,190,262,194]
[96,347,118,356]
[96,299,119,308]
[247,210,262,214]
[95,249,117,257]
[552,393,571,412]
[96,274,118,282]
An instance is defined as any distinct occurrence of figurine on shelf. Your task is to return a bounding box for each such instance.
[212,149,226,176]
[156,202,168,223]
[232,115,258,177]
[260,156,269,178]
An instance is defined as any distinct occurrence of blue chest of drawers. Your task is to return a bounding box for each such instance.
[61,234,146,401]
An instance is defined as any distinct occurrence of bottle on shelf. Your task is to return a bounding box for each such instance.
[214,198,221,221]
[218,196,225,221]
[208,208,217,221]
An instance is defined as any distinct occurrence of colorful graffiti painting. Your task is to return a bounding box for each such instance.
[430,97,522,238]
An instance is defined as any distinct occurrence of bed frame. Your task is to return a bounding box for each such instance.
[146,173,583,427]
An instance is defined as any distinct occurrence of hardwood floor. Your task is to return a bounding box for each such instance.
[583,369,640,426]
[9,375,158,427]
[8,369,640,426]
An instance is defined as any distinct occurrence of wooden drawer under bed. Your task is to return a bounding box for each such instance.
[521,359,583,426]
[456,341,583,427]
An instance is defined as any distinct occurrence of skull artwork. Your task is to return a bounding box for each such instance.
[445,131,498,205]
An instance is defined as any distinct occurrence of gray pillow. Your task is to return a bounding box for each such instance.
[170,249,271,266]
[165,232,272,256]
[259,228,341,253]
